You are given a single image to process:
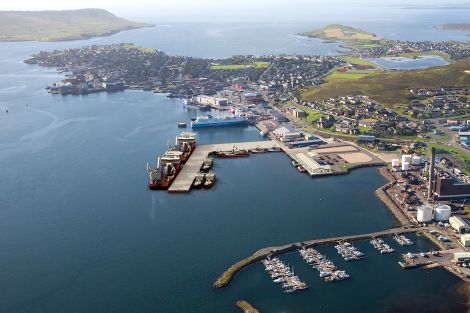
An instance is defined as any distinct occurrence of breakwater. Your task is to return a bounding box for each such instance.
[214,226,423,288]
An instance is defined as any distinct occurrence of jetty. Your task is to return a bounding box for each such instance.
[214,226,424,288]
[168,140,280,192]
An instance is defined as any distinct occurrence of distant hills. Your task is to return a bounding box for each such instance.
[0,8,153,42]
[437,23,470,32]
[300,24,379,42]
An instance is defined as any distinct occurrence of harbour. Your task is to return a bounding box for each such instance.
[168,140,280,192]
[1,14,470,313]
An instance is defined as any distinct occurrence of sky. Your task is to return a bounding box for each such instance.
[1,0,469,22]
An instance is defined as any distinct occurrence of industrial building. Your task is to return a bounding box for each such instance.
[434,177,470,199]
[449,216,470,233]
[460,234,470,247]
[194,95,228,107]
[295,153,332,176]
[454,252,470,262]
[273,126,302,142]
[357,135,376,144]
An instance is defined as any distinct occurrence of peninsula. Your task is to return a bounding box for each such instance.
[0,9,152,42]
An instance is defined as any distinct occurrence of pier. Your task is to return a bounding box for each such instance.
[214,226,424,288]
[168,140,280,192]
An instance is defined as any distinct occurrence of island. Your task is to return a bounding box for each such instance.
[0,8,152,42]
[300,24,379,43]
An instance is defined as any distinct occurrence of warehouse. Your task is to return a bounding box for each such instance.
[449,216,470,233]
[295,153,332,176]
[460,234,470,247]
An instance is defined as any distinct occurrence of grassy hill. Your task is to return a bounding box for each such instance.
[301,24,379,42]
[301,59,470,107]
[0,8,152,42]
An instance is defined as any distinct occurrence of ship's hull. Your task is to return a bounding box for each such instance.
[216,151,249,158]
[191,120,248,128]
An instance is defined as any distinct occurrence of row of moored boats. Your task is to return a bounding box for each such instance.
[370,238,395,254]
[262,258,308,293]
[335,242,365,261]
[299,248,350,282]
[393,234,414,246]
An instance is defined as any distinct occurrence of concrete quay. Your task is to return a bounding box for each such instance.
[168,140,280,193]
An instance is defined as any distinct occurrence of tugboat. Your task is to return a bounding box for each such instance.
[204,172,216,189]
[193,173,205,189]
[267,146,281,152]
[215,147,249,158]
[249,147,266,154]
[201,158,213,172]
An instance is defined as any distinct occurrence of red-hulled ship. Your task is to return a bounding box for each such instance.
[174,132,196,163]
[147,151,183,190]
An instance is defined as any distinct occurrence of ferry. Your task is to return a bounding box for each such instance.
[191,115,248,128]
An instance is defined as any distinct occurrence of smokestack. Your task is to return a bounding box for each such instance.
[428,147,435,199]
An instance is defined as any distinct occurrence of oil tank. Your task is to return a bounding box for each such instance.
[434,205,451,221]
[402,155,411,165]
[391,159,399,167]
[411,155,421,166]
[401,162,410,171]
[417,205,433,223]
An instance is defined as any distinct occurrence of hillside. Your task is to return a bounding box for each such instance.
[0,9,152,42]
[437,23,470,32]
[301,59,470,107]
[300,24,379,42]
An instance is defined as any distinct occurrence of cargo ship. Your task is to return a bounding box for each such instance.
[191,115,248,128]
[173,132,196,163]
[146,132,196,190]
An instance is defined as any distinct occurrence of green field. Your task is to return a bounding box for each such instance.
[0,9,151,42]
[323,56,379,81]
[302,59,470,107]
[209,62,271,70]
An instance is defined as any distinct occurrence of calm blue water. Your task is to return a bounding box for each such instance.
[0,10,468,313]
[370,55,449,70]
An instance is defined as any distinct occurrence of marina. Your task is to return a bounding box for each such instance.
[299,248,350,282]
[262,257,308,293]
[335,242,366,261]
[168,140,280,192]
[214,226,424,288]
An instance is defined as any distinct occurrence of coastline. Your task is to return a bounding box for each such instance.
[0,24,154,42]
[375,166,411,226]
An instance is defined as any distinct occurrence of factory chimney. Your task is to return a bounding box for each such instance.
[428,147,435,199]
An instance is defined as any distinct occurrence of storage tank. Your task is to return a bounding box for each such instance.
[434,205,452,221]
[391,159,399,167]
[401,162,410,171]
[402,155,411,165]
[411,155,421,166]
[417,205,433,223]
